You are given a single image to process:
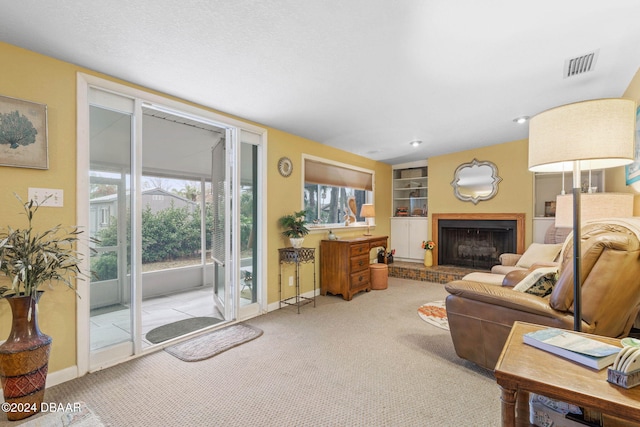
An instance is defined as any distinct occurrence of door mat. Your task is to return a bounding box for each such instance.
[145,316,223,344]
[417,300,449,331]
[164,323,263,362]
[20,401,104,427]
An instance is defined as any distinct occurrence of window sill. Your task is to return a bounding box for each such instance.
[308,223,374,233]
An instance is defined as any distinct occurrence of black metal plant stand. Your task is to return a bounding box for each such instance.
[278,247,316,313]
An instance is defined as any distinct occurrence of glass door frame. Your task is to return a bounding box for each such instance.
[76,73,267,376]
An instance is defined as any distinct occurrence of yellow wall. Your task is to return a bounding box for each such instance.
[0,43,81,373]
[427,139,533,245]
[0,42,391,372]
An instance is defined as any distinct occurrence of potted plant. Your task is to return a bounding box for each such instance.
[0,195,90,421]
[278,210,310,248]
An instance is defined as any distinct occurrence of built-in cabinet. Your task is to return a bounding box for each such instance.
[532,170,604,243]
[390,217,428,260]
[391,160,429,261]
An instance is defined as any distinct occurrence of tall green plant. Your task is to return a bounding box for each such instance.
[0,195,89,299]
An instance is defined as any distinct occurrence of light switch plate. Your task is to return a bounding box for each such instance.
[28,188,64,207]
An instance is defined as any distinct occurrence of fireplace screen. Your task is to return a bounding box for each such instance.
[438,220,516,269]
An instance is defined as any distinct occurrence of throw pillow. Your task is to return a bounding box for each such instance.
[524,272,558,297]
[512,266,559,293]
[515,243,563,268]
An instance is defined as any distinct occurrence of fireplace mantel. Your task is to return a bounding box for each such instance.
[431,213,525,267]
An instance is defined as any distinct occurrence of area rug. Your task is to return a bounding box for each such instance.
[20,401,104,427]
[417,300,449,331]
[145,316,223,344]
[164,323,263,362]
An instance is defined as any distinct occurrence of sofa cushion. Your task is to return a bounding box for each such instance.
[513,266,559,296]
[462,271,506,285]
[515,243,563,268]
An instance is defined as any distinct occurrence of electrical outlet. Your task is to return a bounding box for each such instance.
[28,188,64,207]
[288,276,294,287]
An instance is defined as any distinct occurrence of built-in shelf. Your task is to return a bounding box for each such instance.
[393,165,428,217]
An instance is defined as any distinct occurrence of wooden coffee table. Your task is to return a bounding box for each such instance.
[494,321,640,426]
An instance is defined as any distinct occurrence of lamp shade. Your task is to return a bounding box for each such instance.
[360,204,375,218]
[555,192,634,228]
[529,98,636,172]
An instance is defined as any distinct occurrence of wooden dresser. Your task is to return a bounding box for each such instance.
[320,235,388,301]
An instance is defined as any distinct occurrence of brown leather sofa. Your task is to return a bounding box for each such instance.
[444,220,640,370]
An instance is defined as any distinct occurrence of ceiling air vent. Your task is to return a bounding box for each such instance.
[564,50,599,78]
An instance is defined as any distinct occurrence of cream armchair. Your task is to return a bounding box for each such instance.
[490,242,563,275]
[490,224,570,276]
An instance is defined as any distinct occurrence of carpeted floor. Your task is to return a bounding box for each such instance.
[19,278,501,426]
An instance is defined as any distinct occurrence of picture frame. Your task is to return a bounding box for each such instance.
[0,94,48,170]
[625,105,640,185]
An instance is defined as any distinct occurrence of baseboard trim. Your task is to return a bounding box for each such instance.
[46,365,78,388]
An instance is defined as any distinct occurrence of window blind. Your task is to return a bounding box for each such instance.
[304,159,373,191]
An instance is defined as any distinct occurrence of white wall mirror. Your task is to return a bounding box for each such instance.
[451,159,502,204]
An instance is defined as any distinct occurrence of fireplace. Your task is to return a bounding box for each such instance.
[431,213,525,269]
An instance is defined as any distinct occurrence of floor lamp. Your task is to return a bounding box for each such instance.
[528,98,636,332]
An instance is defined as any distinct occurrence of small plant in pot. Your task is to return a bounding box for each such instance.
[0,195,91,421]
[278,210,310,248]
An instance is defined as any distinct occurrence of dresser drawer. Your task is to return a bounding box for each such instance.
[350,270,370,290]
[350,254,369,272]
[350,243,370,257]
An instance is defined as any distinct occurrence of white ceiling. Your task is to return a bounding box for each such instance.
[2,1,640,165]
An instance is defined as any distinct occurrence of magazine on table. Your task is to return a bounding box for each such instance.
[523,328,621,370]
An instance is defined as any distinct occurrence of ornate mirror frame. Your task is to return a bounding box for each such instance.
[450,158,502,204]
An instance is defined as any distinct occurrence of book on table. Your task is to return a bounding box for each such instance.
[523,328,621,370]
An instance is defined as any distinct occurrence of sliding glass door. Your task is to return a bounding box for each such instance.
[88,94,135,366]
[78,75,266,374]
[79,75,265,372]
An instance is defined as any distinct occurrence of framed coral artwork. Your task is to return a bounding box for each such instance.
[0,94,48,169]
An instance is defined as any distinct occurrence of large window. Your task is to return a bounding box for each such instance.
[303,156,374,227]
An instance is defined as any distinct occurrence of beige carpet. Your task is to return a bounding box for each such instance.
[164,323,263,361]
[32,278,501,426]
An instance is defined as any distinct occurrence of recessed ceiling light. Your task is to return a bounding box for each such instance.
[513,116,530,124]
[410,140,422,147]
